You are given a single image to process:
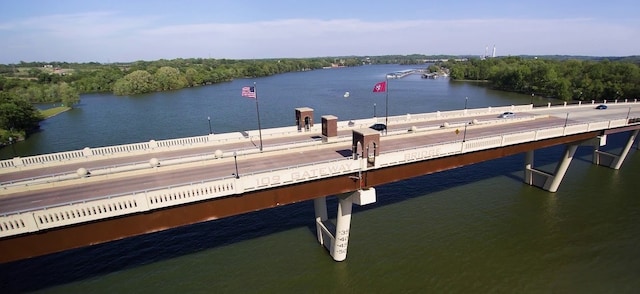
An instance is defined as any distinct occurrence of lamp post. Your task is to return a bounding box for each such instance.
[207,116,212,134]
[464,96,468,115]
[233,151,239,179]
[462,122,468,142]
[531,93,534,105]
[374,103,377,117]
[8,136,16,157]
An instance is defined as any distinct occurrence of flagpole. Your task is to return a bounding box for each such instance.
[385,76,389,129]
[254,82,263,152]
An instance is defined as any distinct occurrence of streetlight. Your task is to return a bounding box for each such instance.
[464,97,468,115]
[531,93,534,105]
[374,103,377,117]
[207,116,212,134]
[233,151,239,179]
[463,122,468,142]
[8,136,16,157]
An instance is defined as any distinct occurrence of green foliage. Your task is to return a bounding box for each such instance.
[0,55,462,99]
[0,91,43,142]
[443,57,640,101]
[153,67,187,91]
[70,66,124,93]
[112,70,153,95]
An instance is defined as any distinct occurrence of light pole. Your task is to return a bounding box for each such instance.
[207,116,212,134]
[374,103,377,117]
[564,113,569,128]
[531,93,534,105]
[233,151,239,179]
[463,122,468,142]
[464,97,468,114]
[8,136,16,157]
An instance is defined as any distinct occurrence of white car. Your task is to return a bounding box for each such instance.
[498,112,515,118]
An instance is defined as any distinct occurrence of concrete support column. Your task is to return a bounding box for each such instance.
[593,130,638,169]
[612,129,639,170]
[331,195,353,261]
[544,144,578,192]
[524,150,534,185]
[312,188,375,262]
[524,144,578,193]
[312,194,353,262]
[313,197,328,244]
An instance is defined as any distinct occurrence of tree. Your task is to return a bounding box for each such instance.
[552,77,572,101]
[0,92,43,142]
[112,70,153,95]
[58,82,80,107]
[153,66,187,91]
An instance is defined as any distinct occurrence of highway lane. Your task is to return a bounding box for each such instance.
[0,115,573,214]
[0,134,320,182]
[535,103,640,122]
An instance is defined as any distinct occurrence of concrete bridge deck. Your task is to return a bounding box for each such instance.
[1,101,639,263]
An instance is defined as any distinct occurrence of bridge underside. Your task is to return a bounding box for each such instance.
[0,131,601,263]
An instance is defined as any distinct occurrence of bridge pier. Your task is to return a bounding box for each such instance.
[524,143,579,192]
[313,188,376,261]
[593,130,639,169]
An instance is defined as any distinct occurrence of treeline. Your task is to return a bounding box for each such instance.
[108,58,354,95]
[0,57,367,98]
[444,56,640,101]
[1,54,461,99]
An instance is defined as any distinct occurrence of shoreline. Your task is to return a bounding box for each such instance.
[41,106,72,119]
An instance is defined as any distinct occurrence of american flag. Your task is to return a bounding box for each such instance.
[241,86,256,98]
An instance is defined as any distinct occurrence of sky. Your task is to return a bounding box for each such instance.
[1,0,638,63]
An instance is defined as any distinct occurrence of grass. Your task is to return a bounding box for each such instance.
[40,106,71,119]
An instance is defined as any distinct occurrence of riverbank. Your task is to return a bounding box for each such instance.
[40,106,71,119]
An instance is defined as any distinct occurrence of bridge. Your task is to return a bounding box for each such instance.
[1,100,639,263]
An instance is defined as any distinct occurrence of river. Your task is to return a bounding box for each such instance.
[1,64,639,293]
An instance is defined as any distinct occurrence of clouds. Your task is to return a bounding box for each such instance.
[0,11,638,63]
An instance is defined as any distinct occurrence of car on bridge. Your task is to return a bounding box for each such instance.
[370,123,387,132]
[498,112,515,118]
[596,104,608,110]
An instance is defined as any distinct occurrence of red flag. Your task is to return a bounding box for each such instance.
[241,86,256,98]
[373,81,386,93]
